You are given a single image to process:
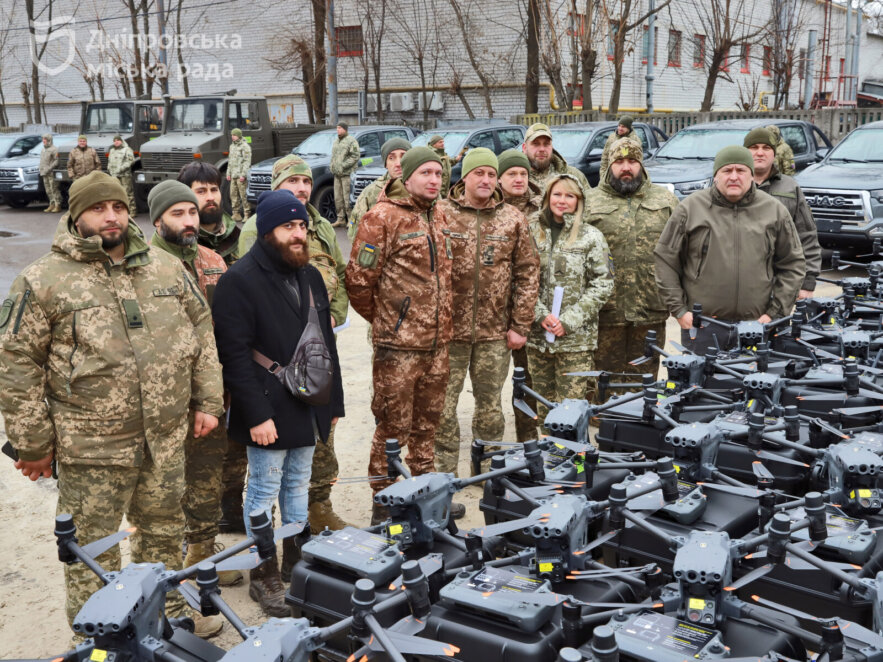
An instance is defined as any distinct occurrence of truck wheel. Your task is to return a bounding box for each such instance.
[314,185,336,223]
[5,196,30,209]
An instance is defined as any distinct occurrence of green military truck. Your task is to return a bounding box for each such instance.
[53,98,164,209]
[136,94,319,209]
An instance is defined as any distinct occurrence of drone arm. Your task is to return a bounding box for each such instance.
[710,469,753,488]
[698,315,732,330]
[738,603,824,651]
[693,388,736,404]
[519,383,558,410]
[622,510,678,548]
[785,543,867,594]
[208,592,250,640]
[859,376,883,394]
[363,613,408,662]
[433,528,468,552]
[593,390,646,414]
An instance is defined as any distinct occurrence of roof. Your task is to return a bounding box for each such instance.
[428,124,523,131]
[679,118,808,131]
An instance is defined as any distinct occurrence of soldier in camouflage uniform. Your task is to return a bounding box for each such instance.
[428,135,465,199]
[330,122,361,228]
[527,173,614,426]
[436,148,539,496]
[108,135,137,213]
[67,134,101,181]
[348,137,411,240]
[599,115,644,184]
[586,138,678,400]
[227,128,251,222]
[498,149,544,443]
[0,171,225,637]
[40,133,62,212]
[346,147,453,524]
[238,155,350,533]
[767,125,796,175]
[523,123,591,193]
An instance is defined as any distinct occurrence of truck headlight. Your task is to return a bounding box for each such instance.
[55,172,62,180]
[675,178,711,195]
[869,189,883,204]
[136,173,145,182]
[25,166,39,174]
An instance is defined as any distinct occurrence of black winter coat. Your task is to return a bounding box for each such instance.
[212,238,344,449]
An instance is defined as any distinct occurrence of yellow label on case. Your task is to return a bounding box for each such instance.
[688,598,706,610]
[674,464,681,473]
[859,489,873,498]
[91,651,108,662]
[389,524,403,535]
[666,381,676,390]
[539,563,554,573]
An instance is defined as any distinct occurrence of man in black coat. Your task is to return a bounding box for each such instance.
[212,190,344,616]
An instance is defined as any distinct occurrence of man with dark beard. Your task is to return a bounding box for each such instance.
[585,138,678,397]
[212,190,344,616]
[178,162,241,265]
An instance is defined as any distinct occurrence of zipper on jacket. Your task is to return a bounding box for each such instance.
[427,208,441,349]
[426,233,436,273]
[11,289,30,335]
[696,233,710,279]
[471,209,481,343]
[66,310,79,396]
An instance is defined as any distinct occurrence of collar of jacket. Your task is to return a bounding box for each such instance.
[503,179,542,207]
[379,177,435,212]
[597,170,652,198]
[198,213,238,246]
[253,235,301,276]
[151,230,198,264]
[446,179,504,211]
[711,182,757,209]
[54,213,151,267]
[758,165,782,190]
[539,206,578,232]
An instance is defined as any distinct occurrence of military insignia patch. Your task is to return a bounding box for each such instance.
[358,242,378,268]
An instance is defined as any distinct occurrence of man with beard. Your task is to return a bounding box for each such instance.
[213,190,344,616]
[586,138,678,395]
[178,162,241,266]
[522,123,590,192]
[67,134,101,181]
[147,180,243,591]
[599,116,643,184]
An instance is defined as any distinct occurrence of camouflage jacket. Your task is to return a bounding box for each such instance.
[434,147,453,198]
[586,176,678,326]
[654,184,805,321]
[528,175,614,354]
[345,178,453,350]
[228,139,251,178]
[776,141,796,176]
[239,202,349,325]
[599,128,643,182]
[151,231,227,306]
[198,214,241,265]
[67,146,101,180]
[330,134,360,177]
[108,143,135,177]
[529,149,590,194]
[0,216,224,467]
[758,168,820,291]
[503,180,543,222]
[349,173,390,240]
[39,140,58,176]
[437,181,539,341]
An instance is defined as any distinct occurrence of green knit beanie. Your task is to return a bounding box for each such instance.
[461,147,498,178]
[382,137,412,167]
[618,115,634,130]
[427,134,444,147]
[77,134,87,141]
[272,154,313,190]
[148,180,199,224]
[743,127,775,149]
[400,146,442,183]
[497,149,530,175]
[231,128,243,138]
[69,171,129,222]
[713,145,755,175]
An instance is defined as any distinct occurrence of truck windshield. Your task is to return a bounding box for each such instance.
[654,129,746,159]
[293,131,336,156]
[550,130,595,160]
[168,100,224,132]
[412,131,469,157]
[827,129,883,162]
[83,104,135,133]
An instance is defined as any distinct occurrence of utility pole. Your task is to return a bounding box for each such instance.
[853,3,861,101]
[326,0,338,125]
[645,0,655,113]
[845,0,853,100]
[156,0,169,96]
[804,29,817,108]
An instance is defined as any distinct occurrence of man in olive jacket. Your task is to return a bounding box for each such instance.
[654,146,805,353]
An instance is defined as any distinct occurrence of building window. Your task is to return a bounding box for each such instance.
[762,46,772,76]
[740,43,750,73]
[335,26,363,57]
[668,29,681,66]
[693,34,705,67]
[642,25,658,65]
[607,21,618,60]
[567,12,587,37]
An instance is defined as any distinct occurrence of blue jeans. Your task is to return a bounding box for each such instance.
[243,444,315,540]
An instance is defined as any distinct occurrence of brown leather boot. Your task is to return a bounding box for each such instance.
[309,499,350,531]
[184,539,243,587]
[248,554,290,617]
[280,537,299,581]
[181,606,224,639]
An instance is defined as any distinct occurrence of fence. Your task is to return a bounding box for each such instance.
[0,123,79,134]
[511,108,883,143]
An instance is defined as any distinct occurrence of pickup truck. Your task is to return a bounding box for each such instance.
[795,120,883,251]
[53,99,164,209]
[645,119,832,198]
[137,95,320,211]
[0,132,77,208]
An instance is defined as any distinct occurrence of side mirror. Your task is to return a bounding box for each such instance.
[815,147,829,161]
[588,148,602,158]
[359,147,367,156]
[9,148,22,156]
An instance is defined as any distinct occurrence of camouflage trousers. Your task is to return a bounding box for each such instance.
[511,347,537,443]
[42,174,61,207]
[229,178,250,220]
[309,421,340,503]
[333,175,351,223]
[369,344,449,493]
[57,442,187,626]
[436,339,509,476]
[115,172,137,213]
[589,321,666,403]
[526,347,594,433]
[182,418,227,544]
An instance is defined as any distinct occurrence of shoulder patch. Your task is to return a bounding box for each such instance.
[357,242,378,268]
[606,253,616,278]
[0,295,17,329]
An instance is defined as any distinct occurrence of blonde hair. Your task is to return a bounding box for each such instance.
[542,175,584,246]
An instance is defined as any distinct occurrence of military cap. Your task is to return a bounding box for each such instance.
[427,134,444,147]
[148,180,198,224]
[618,115,635,129]
[77,134,87,141]
[272,154,313,190]
[713,145,755,175]
[525,123,553,143]
[400,146,442,183]
[461,147,498,177]
[337,121,349,131]
[497,149,530,175]
[112,134,123,142]
[68,171,129,221]
[382,137,412,166]
[256,190,309,236]
[743,127,775,149]
[609,137,643,163]
[231,128,243,138]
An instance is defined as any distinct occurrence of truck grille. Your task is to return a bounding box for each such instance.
[352,174,379,198]
[249,173,271,195]
[142,151,195,171]
[803,188,871,227]
[0,168,21,184]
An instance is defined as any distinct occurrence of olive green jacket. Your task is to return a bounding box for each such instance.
[348,172,390,240]
[198,213,241,265]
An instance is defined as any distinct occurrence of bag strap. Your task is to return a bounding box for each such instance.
[252,349,283,375]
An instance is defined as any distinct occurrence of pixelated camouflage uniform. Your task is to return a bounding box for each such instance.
[433,147,454,199]
[228,138,252,220]
[198,213,241,265]
[40,135,61,209]
[348,172,390,240]
[330,132,361,223]
[345,178,453,493]
[529,149,591,194]
[586,138,678,401]
[599,128,643,185]
[67,145,101,180]
[108,142,137,212]
[150,231,229,544]
[504,181,544,442]
[435,181,540,475]
[527,174,613,424]
[767,125,796,175]
[0,216,224,624]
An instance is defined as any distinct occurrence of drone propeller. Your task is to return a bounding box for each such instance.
[350,614,460,660]
[177,580,202,611]
[513,396,539,420]
[798,388,883,404]
[725,563,777,591]
[562,370,647,378]
[469,513,550,538]
[751,449,810,469]
[274,520,307,542]
[745,540,861,573]
[833,404,883,417]
[696,481,769,499]
[80,526,137,560]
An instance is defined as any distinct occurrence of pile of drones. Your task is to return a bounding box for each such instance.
[23,250,883,662]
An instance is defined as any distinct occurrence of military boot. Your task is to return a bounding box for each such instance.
[248,554,290,617]
[218,489,245,534]
[181,606,224,639]
[184,539,243,587]
[309,499,350,531]
[43,205,55,212]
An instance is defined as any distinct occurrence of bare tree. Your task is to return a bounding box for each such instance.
[21,82,34,125]
[575,0,601,110]
[25,0,74,123]
[764,0,808,109]
[448,69,477,119]
[525,0,541,112]
[356,0,387,121]
[389,1,443,124]
[0,4,17,126]
[538,0,570,111]
[446,0,497,117]
[175,0,190,96]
